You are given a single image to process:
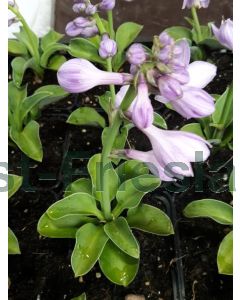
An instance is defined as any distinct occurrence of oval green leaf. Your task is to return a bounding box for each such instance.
[127,204,174,236]
[8,227,21,255]
[67,107,106,128]
[99,240,139,286]
[71,224,108,277]
[217,231,233,275]
[64,178,92,198]
[183,199,233,225]
[104,217,140,258]
[8,174,23,199]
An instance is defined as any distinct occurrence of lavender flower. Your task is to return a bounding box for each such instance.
[156,61,216,119]
[99,34,117,59]
[8,0,16,7]
[131,75,154,129]
[212,19,233,51]
[98,0,116,11]
[57,58,133,93]
[126,43,147,66]
[85,4,97,15]
[65,17,98,37]
[125,126,211,181]
[72,3,86,13]
[182,0,210,9]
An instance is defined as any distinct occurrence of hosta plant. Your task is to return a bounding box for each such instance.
[8,82,68,161]
[38,0,218,286]
[184,199,233,275]
[8,1,69,87]
[8,174,23,255]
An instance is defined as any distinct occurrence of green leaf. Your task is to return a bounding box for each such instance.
[64,178,92,198]
[41,30,64,51]
[71,224,108,277]
[67,107,106,128]
[181,123,205,138]
[113,22,143,71]
[113,175,161,217]
[98,91,111,114]
[14,26,40,62]
[8,228,21,254]
[37,213,78,238]
[192,25,211,44]
[71,293,87,300]
[87,154,119,201]
[153,113,167,129]
[99,240,139,286]
[8,81,27,114]
[191,46,207,61]
[212,85,233,129]
[229,171,234,195]
[47,54,67,71]
[10,120,43,162]
[183,199,233,225]
[34,85,68,109]
[68,38,105,65]
[8,174,23,199]
[199,38,222,50]
[165,26,192,42]
[217,231,233,275]
[40,43,69,68]
[104,217,140,258]
[127,204,174,236]
[8,39,28,56]
[46,193,103,220]
[11,57,41,87]
[115,160,149,183]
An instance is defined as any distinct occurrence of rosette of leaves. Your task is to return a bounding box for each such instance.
[38,155,174,286]
[184,199,233,275]
[8,81,68,161]
[181,84,233,150]
[8,174,23,255]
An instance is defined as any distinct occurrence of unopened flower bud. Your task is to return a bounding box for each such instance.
[72,3,86,13]
[182,0,210,9]
[65,17,98,38]
[126,43,147,66]
[85,4,97,15]
[99,34,117,58]
[98,0,116,11]
[212,19,233,51]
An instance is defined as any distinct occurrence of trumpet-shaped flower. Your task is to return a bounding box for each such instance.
[212,19,233,51]
[182,0,210,9]
[125,126,211,181]
[65,17,98,37]
[57,59,133,93]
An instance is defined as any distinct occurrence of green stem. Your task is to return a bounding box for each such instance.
[8,5,40,63]
[106,58,116,112]
[94,13,107,35]
[107,10,115,39]
[100,112,122,220]
[191,7,202,42]
[120,85,137,111]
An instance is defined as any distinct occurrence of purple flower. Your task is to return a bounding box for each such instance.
[158,76,183,101]
[85,4,97,15]
[99,34,117,59]
[125,126,211,181]
[65,17,98,38]
[126,43,147,66]
[57,58,133,93]
[8,0,16,6]
[156,61,216,119]
[212,19,233,51]
[98,0,116,11]
[131,75,154,129]
[182,0,210,9]
[72,3,86,13]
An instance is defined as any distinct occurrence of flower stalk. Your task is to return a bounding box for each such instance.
[191,6,203,41]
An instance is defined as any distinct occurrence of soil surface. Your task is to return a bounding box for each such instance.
[9,49,233,300]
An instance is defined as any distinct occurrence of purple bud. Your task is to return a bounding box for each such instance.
[158,76,183,101]
[8,0,15,6]
[126,43,147,66]
[131,75,154,129]
[212,19,233,51]
[98,0,116,11]
[72,3,86,13]
[57,58,133,93]
[85,4,97,15]
[159,32,174,46]
[65,17,98,37]
[182,0,210,9]
[99,34,117,58]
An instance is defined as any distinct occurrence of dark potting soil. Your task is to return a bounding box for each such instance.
[9,49,233,300]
